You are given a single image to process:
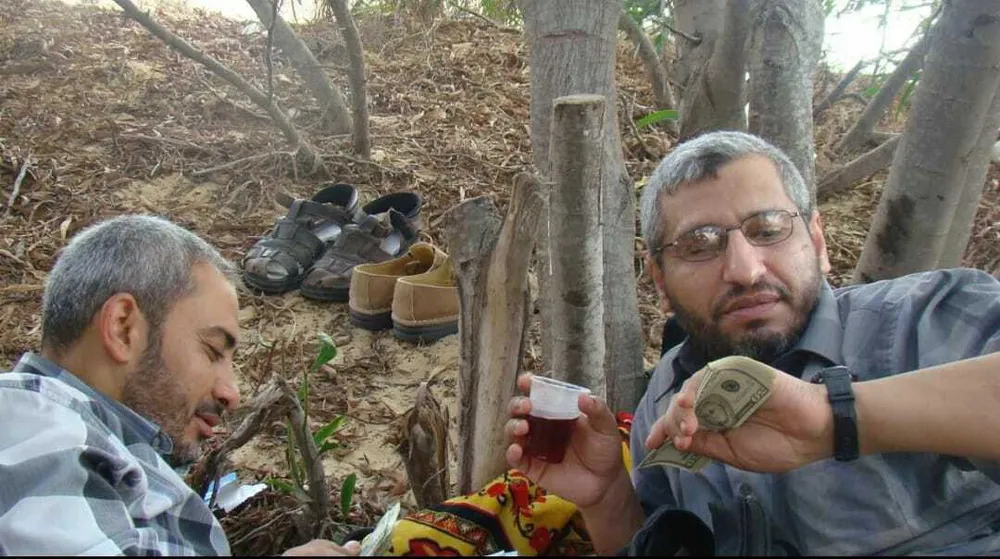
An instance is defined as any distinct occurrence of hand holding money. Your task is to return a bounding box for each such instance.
[640,356,833,474]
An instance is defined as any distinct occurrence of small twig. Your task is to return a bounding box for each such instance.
[444,0,502,29]
[5,153,31,217]
[192,151,292,177]
[265,0,280,102]
[652,17,701,46]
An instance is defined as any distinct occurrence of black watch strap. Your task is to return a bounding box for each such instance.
[811,366,860,462]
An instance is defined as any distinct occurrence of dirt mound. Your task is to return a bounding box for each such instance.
[1,0,998,554]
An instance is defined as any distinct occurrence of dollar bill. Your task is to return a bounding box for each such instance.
[638,356,777,472]
[360,502,401,556]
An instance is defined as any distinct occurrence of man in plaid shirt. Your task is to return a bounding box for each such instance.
[0,216,357,556]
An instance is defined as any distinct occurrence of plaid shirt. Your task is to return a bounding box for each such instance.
[632,268,1000,555]
[0,353,230,555]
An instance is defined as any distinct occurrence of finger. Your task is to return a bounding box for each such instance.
[517,373,533,394]
[577,393,618,435]
[508,396,531,418]
[504,418,529,440]
[343,541,361,555]
[506,441,527,469]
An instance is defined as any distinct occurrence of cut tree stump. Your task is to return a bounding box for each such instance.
[443,173,544,495]
[398,382,450,509]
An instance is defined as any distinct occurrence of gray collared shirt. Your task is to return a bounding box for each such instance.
[0,353,230,555]
[631,268,1000,555]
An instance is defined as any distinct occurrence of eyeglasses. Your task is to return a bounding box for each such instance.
[654,209,800,262]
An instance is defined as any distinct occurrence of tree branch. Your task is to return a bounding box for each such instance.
[813,59,867,119]
[818,134,900,199]
[111,0,318,167]
[327,0,371,158]
[619,9,678,136]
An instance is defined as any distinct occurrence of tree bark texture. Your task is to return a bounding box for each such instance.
[747,0,824,200]
[112,0,318,165]
[817,134,900,200]
[327,0,372,158]
[672,0,725,91]
[442,174,544,494]
[618,10,679,136]
[520,0,646,414]
[245,0,352,136]
[398,382,450,508]
[854,0,1000,283]
[835,32,931,154]
[549,95,607,396]
[679,0,751,139]
[940,85,1000,267]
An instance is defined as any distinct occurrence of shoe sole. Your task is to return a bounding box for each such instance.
[299,285,350,302]
[349,309,393,331]
[243,274,303,296]
[392,321,458,344]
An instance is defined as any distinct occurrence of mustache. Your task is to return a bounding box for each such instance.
[711,281,791,319]
[194,400,225,418]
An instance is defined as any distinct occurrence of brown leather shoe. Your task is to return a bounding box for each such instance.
[348,242,446,331]
[391,255,459,343]
[300,192,421,302]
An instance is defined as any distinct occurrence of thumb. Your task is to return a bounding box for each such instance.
[578,393,619,435]
[343,540,361,555]
[674,429,728,461]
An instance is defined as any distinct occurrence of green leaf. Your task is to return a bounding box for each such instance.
[310,332,339,373]
[635,109,679,130]
[318,440,343,456]
[265,477,295,495]
[340,473,358,518]
[313,415,347,448]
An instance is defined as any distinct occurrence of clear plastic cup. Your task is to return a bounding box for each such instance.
[524,375,591,464]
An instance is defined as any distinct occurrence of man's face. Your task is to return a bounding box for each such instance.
[647,155,830,362]
[122,262,240,466]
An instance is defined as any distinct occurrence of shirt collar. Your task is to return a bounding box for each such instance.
[664,279,844,396]
[13,352,175,456]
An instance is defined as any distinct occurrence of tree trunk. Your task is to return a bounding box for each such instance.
[678,0,751,140]
[672,0,725,91]
[817,134,900,200]
[520,0,646,414]
[835,32,931,154]
[854,0,1000,283]
[327,0,372,158]
[747,0,824,201]
[549,95,607,395]
[442,175,543,494]
[113,0,319,166]
[245,0,352,136]
[618,10,679,137]
[940,86,1000,267]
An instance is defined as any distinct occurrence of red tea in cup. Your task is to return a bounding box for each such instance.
[524,376,591,464]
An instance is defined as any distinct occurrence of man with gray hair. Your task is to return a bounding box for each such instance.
[505,131,1000,555]
[0,215,358,556]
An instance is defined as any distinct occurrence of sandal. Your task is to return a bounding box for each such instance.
[242,183,359,295]
[300,192,422,302]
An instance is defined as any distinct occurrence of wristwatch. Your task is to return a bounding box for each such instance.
[811,366,860,462]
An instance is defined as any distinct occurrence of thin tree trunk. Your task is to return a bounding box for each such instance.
[835,32,931,154]
[442,175,543,494]
[245,0,352,136]
[549,95,606,395]
[814,59,867,119]
[327,0,372,158]
[520,0,646,414]
[940,86,1000,267]
[112,0,319,166]
[679,0,751,139]
[854,0,1000,283]
[747,0,825,201]
[618,10,679,136]
[672,0,725,91]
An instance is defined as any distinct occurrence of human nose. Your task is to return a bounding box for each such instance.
[214,363,240,412]
[720,229,767,287]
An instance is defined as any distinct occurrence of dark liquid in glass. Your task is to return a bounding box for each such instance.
[525,415,577,464]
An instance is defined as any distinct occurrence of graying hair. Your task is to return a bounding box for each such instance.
[42,215,236,354]
[639,130,813,256]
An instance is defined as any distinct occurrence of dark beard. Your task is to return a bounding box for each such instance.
[120,329,201,467]
[668,270,822,364]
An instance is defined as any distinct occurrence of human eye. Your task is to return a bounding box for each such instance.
[675,227,722,260]
[744,211,789,242]
[203,343,223,363]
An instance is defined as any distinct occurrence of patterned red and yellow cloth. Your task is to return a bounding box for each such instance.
[385,412,635,556]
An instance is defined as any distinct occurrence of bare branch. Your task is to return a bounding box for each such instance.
[818,134,900,199]
[618,9,678,135]
[814,59,867,119]
[327,0,371,158]
[4,153,30,217]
